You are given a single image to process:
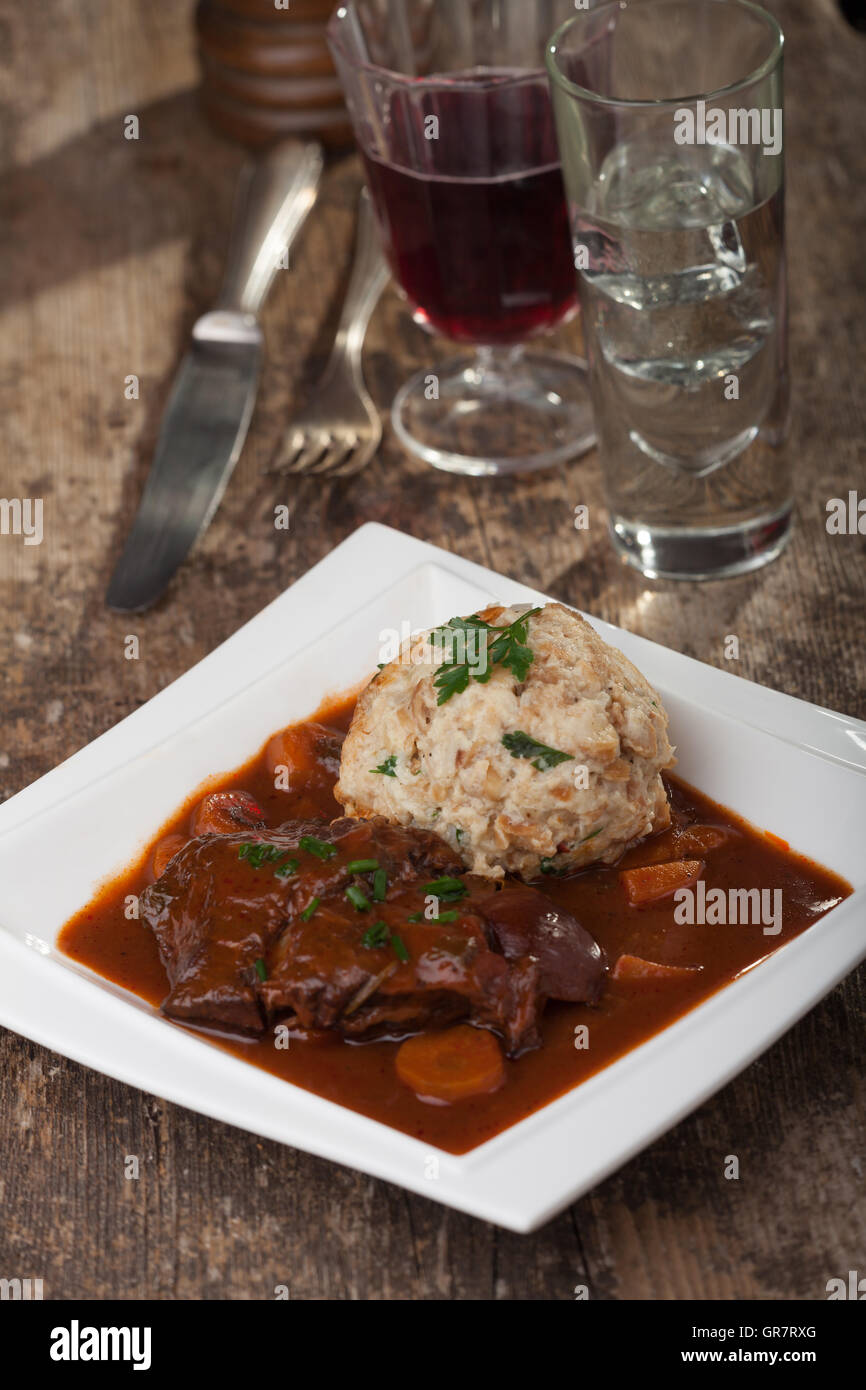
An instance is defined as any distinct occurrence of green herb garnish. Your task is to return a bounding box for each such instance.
[430,608,541,705]
[370,754,398,777]
[359,921,409,964]
[361,920,390,950]
[423,876,467,903]
[254,957,268,982]
[298,835,337,861]
[502,730,573,771]
[408,908,459,924]
[346,858,379,873]
[238,842,288,869]
[372,868,387,902]
[540,856,565,876]
[430,660,473,705]
[345,885,371,912]
[274,857,299,879]
[301,896,321,921]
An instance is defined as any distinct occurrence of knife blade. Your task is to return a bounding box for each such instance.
[106,141,323,612]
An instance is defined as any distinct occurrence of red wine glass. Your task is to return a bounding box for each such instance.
[328,0,595,476]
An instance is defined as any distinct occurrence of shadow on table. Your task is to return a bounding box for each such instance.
[0,90,244,313]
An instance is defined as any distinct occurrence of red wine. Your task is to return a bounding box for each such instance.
[362,75,578,346]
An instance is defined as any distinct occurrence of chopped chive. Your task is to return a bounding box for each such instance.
[407,909,459,924]
[254,957,268,982]
[407,911,423,923]
[372,868,387,902]
[540,856,565,876]
[391,934,409,964]
[299,836,337,861]
[423,876,467,902]
[238,842,287,869]
[274,856,299,879]
[345,885,371,912]
[301,896,320,921]
[361,920,390,950]
[346,858,379,873]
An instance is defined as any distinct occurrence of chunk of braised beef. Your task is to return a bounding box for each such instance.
[140,817,463,1036]
[140,817,605,1055]
[473,884,607,1004]
[259,885,545,1054]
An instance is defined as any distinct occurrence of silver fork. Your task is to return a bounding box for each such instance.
[273,187,389,477]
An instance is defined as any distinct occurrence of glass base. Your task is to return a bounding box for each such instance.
[391,347,596,476]
[611,506,793,581]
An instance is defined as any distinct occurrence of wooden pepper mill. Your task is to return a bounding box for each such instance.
[195,0,353,148]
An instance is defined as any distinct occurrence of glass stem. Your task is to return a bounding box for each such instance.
[472,344,526,391]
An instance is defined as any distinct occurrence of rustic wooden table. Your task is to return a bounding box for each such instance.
[0,0,863,1301]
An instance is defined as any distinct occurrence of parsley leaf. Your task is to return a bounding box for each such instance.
[432,663,471,704]
[370,754,398,777]
[430,608,541,705]
[502,730,574,772]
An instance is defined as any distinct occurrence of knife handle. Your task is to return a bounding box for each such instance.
[218,141,324,318]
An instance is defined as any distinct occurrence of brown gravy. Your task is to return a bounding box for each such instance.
[59,694,851,1154]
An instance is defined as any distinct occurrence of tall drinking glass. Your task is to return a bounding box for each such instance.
[547,0,790,579]
[328,1,596,476]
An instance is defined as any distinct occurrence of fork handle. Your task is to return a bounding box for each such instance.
[327,188,390,368]
[218,141,324,318]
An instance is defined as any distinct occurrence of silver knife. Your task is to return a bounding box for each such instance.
[107,141,324,612]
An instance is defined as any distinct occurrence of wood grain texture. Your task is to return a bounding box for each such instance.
[0,0,863,1301]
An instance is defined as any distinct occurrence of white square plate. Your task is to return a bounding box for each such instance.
[1,523,864,1232]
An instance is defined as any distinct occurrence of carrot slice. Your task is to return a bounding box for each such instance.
[191,790,264,836]
[396,1025,505,1103]
[612,954,702,986]
[151,833,187,880]
[674,825,730,854]
[264,722,342,789]
[619,858,704,905]
[625,826,731,869]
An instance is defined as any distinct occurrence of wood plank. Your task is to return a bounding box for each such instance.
[0,0,863,1300]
